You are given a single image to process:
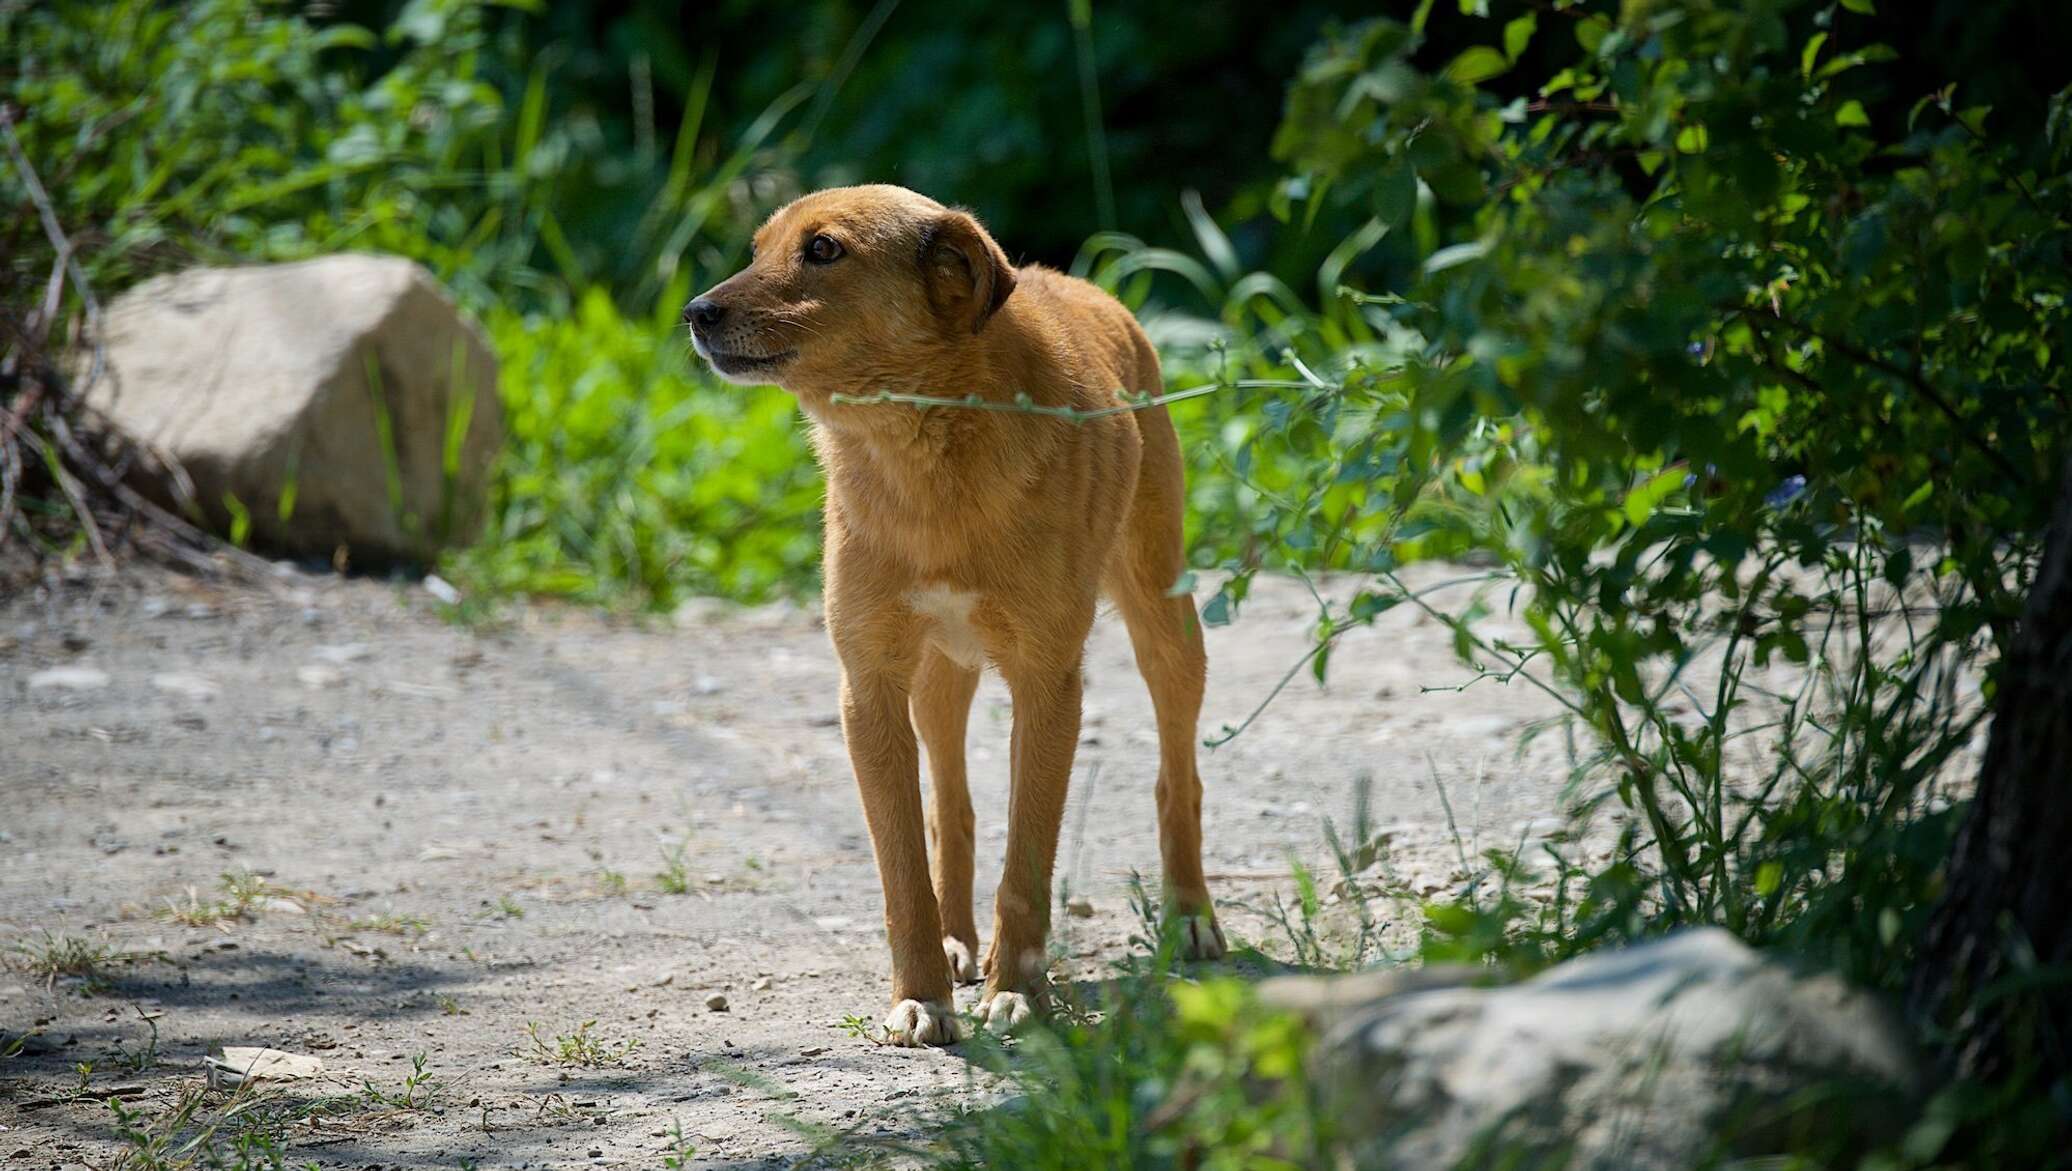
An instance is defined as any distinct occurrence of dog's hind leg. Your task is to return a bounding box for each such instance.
[912,647,982,984]
[1107,406,1226,961]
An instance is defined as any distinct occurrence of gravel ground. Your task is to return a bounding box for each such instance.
[1,560,1578,1168]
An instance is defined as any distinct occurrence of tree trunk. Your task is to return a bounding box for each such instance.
[1907,458,2072,1086]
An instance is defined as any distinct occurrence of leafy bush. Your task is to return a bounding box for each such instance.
[446,291,820,607]
[1153,0,2071,994]
[0,0,780,313]
[936,1,2066,1165]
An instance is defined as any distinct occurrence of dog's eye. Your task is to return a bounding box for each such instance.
[805,234,844,264]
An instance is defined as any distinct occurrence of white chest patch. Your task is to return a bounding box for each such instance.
[907,584,987,669]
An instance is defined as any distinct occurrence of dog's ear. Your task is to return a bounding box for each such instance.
[920,210,1016,335]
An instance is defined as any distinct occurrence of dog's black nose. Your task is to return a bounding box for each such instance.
[683,298,725,328]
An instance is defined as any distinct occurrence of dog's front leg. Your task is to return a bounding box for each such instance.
[840,666,960,1046]
[979,655,1083,1032]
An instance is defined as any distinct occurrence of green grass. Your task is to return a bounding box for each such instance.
[521,1020,640,1069]
[155,870,281,929]
[441,292,823,609]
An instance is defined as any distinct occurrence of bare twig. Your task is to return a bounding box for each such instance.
[0,102,270,584]
[828,378,1319,424]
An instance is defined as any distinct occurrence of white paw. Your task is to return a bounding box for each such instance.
[1170,912,1227,961]
[943,937,979,985]
[978,990,1034,1034]
[882,998,961,1047]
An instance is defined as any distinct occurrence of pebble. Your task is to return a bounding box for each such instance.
[312,643,372,664]
[151,673,221,701]
[704,993,729,1012]
[1065,897,1095,918]
[423,575,462,605]
[297,665,345,689]
[28,665,110,692]
[751,976,772,991]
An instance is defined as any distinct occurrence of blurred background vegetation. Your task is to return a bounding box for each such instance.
[5,0,2069,1163]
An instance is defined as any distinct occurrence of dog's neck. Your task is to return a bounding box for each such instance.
[787,311,1063,542]
[795,310,1049,452]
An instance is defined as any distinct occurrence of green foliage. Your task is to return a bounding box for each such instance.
[1164,0,2070,1000]
[934,962,1328,1170]
[444,292,819,607]
[0,0,764,312]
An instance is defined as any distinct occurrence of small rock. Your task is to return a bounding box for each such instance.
[693,674,725,696]
[297,665,345,690]
[28,665,110,692]
[751,976,772,992]
[651,973,675,988]
[312,643,371,664]
[151,673,221,701]
[205,1047,324,1089]
[1065,897,1095,918]
[422,575,462,605]
[704,993,729,1012]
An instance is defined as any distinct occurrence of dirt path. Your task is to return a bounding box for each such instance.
[1,561,1573,1168]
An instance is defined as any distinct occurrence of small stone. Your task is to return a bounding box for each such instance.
[28,665,110,692]
[422,575,461,605]
[1066,897,1096,919]
[312,643,371,664]
[151,673,221,701]
[297,665,345,690]
[704,993,729,1012]
[751,976,772,992]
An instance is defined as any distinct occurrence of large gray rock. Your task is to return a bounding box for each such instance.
[1261,929,1918,1169]
[84,255,502,563]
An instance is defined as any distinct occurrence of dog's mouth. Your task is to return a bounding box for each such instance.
[702,347,798,379]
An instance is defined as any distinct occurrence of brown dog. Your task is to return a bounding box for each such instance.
[687,185,1223,1045]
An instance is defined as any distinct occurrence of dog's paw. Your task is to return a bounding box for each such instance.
[977,990,1034,1034]
[883,998,962,1047]
[943,937,979,985]
[1170,911,1227,961]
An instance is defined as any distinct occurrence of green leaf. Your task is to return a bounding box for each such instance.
[1423,239,1490,274]
[1799,32,1827,80]
[1504,13,1537,62]
[1623,468,1685,527]
[1834,100,1870,127]
[1754,860,1784,897]
[1374,159,1419,229]
[1444,46,1512,86]
[1575,14,1613,53]
[1839,0,1875,12]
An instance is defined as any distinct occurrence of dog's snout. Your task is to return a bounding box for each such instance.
[683,298,726,329]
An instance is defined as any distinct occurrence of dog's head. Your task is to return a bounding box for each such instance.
[684,185,1017,397]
